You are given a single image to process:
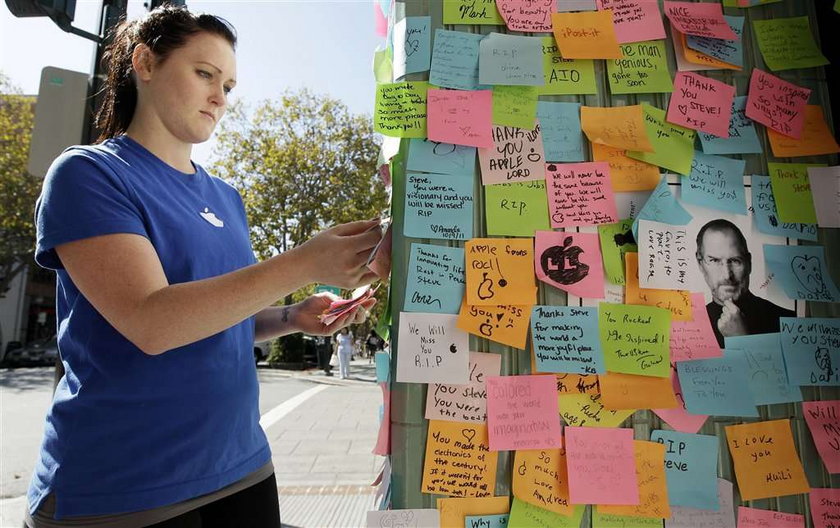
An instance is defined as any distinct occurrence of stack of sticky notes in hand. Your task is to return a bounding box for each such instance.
[319,285,378,326]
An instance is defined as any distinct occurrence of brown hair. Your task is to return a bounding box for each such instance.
[94,4,237,143]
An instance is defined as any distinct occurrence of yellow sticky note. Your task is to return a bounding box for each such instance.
[599,372,678,410]
[627,104,696,176]
[492,85,539,129]
[551,11,623,59]
[465,238,537,306]
[556,373,600,396]
[512,448,573,515]
[558,393,634,428]
[592,143,660,191]
[625,253,693,322]
[725,419,810,501]
[442,0,504,25]
[374,81,428,138]
[423,421,498,497]
[768,106,840,158]
[540,36,598,95]
[581,105,654,153]
[457,300,532,349]
[437,496,510,527]
[597,441,671,519]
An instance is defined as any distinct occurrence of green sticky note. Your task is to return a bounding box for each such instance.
[373,48,393,84]
[374,81,428,138]
[485,181,550,237]
[592,509,664,528]
[443,0,504,24]
[492,85,539,129]
[753,17,829,71]
[540,36,597,95]
[627,104,695,175]
[508,499,584,528]
[599,303,671,378]
[608,41,673,95]
[768,162,826,224]
[598,219,637,285]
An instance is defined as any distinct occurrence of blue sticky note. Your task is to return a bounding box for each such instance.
[764,245,840,303]
[750,176,818,241]
[677,353,759,417]
[650,430,719,510]
[699,96,762,155]
[375,351,390,383]
[725,333,803,405]
[681,151,747,215]
[394,17,431,79]
[537,101,585,162]
[632,175,693,240]
[404,172,474,240]
[407,139,477,176]
[465,513,509,528]
[780,317,840,386]
[430,29,486,91]
[686,16,745,67]
[404,243,465,314]
[531,306,605,375]
[478,33,543,86]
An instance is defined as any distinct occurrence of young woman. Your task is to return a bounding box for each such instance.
[335,327,354,379]
[26,6,378,527]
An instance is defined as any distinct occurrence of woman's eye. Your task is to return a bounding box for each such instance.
[197,70,211,79]
[224,86,232,95]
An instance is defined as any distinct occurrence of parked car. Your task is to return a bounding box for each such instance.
[3,336,58,367]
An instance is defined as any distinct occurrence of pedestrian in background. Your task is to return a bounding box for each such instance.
[335,327,354,379]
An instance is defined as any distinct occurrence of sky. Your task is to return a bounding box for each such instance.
[0,0,384,166]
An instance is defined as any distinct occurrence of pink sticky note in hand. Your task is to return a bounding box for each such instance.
[428,89,494,148]
[546,162,618,228]
[745,69,810,139]
[669,293,722,362]
[737,507,804,528]
[653,362,709,434]
[663,1,738,40]
[534,231,605,299]
[486,375,562,451]
[810,488,840,528]
[566,426,639,505]
[597,0,666,44]
[667,72,735,137]
[802,400,840,474]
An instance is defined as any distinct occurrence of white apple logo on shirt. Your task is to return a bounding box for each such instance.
[199,207,224,228]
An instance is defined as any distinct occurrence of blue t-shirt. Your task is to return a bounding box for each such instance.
[29,136,270,519]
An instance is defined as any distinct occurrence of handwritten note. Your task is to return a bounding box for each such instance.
[492,85,538,130]
[508,499,584,528]
[430,30,485,91]
[651,430,719,510]
[443,0,504,24]
[599,219,637,285]
[366,510,439,528]
[425,351,501,424]
[546,162,619,228]
[737,507,804,528]
[802,400,840,474]
[374,82,428,138]
[768,105,840,158]
[669,293,721,362]
[486,375,562,451]
[437,496,509,528]
[531,306,605,375]
[809,166,840,228]
[423,421,497,497]
[559,393,634,428]
[746,69,810,139]
[405,243,465,315]
[667,72,735,138]
[608,41,674,95]
[809,488,840,528]
[672,27,741,72]
[663,1,737,39]
[631,175,692,239]
[599,303,671,377]
[457,301,531,349]
[665,478,735,528]
[537,101,584,162]
[551,10,623,59]
[698,96,762,155]
[497,0,553,32]
[593,143,660,191]
[396,313,469,384]
[751,175,818,242]
[677,353,758,417]
[428,89,493,149]
[627,104,696,175]
[407,139,477,177]
[465,514,509,528]
[682,151,746,214]
[768,162,823,224]
[534,232,605,299]
[581,105,654,152]
[485,181,549,237]
[479,125,546,185]
[597,441,671,519]
[539,37,597,95]
[725,419,810,501]
[779,317,840,386]
[512,448,572,515]
[599,372,678,410]
[465,238,537,306]
[765,245,840,304]
[592,511,664,528]
[555,373,600,396]
[636,219,691,291]
[393,17,431,80]
[685,15,744,67]
[597,0,666,43]
[404,172,474,240]
[726,333,803,405]
[625,252,693,322]
[479,33,543,86]
[566,426,639,505]
[753,16,829,72]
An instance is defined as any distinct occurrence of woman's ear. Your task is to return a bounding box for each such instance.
[131,44,155,83]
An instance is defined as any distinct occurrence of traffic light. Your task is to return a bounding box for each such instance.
[4,0,75,25]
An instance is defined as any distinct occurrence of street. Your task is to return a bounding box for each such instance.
[0,358,385,527]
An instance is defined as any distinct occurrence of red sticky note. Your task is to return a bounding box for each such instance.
[810,488,840,528]
[546,162,619,228]
[427,89,494,148]
[534,231,605,299]
[663,1,738,40]
[566,426,639,505]
[745,69,810,139]
[597,0,666,44]
[737,506,804,528]
[667,72,735,138]
[802,400,840,474]
[486,375,563,451]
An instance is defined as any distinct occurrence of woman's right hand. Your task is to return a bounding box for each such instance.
[295,219,382,288]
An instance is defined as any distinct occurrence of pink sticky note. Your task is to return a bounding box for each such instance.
[745,69,810,139]
[810,488,840,528]
[737,506,804,528]
[373,383,391,455]
[669,293,721,362]
[597,0,666,43]
[566,426,639,505]
[653,362,708,434]
[373,1,388,37]
[497,0,553,32]
[663,1,738,40]
[428,89,494,149]
[667,72,735,138]
[546,162,618,228]
[478,124,547,185]
[425,351,502,423]
[534,231,605,299]
[802,400,840,474]
[486,375,563,451]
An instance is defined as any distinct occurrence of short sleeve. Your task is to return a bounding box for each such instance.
[35,148,148,270]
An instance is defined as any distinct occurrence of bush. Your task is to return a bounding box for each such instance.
[268,333,305,364]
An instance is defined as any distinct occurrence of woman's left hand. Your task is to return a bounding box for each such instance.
[289,293,376,336]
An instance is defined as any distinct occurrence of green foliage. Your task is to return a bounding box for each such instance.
[269,333,305,364]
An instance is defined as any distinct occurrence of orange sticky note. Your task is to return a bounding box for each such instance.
[768,106,840,158]
[581,105,654,153]
[423,421,498,497]
[597,440,671,519]
[625,253,692,321]
[551,10,623,59]
[592,143,660,191]
[675,30,741,71]
[556,373,601,396]
[559,393,634,428]
[465,238,537,306]
[457,300,531,349]
[512,448,573,515]
[599,372,679,410]
[437,496,510,527]
[725,419,810,501]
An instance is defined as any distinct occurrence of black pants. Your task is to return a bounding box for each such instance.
[148,474,281,528]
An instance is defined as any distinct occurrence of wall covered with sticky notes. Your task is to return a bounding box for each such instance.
[367,0,839,526]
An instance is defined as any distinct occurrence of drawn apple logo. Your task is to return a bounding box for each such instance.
[541,236,589,285]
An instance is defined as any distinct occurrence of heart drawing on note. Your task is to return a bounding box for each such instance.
[461,429,477,443]
[678,104,689,115]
